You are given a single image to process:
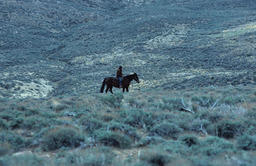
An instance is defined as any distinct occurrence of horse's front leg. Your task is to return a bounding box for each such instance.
[126,87,129,92]
[110,86,113,94]
[122,87,125,93]
[105,86,109,93]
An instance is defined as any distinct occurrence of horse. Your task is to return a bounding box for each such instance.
[100,73,140,93]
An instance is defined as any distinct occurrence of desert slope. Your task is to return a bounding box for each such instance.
[0,0,256,98]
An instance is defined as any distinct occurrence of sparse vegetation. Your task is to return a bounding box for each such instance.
[1,86,256,165]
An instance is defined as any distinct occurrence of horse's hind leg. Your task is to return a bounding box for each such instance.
[126,87,129,92]
[110,86,113,94]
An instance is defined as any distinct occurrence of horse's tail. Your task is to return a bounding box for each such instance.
[100,79,106,93]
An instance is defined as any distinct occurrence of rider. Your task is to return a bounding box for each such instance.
[116,66,123,88]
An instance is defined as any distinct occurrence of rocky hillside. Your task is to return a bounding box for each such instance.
[0,0,256,98]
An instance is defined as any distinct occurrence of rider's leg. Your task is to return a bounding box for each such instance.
[119,77,122,88]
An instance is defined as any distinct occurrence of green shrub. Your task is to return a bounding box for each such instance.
[108,121,139,140]
[190,119,210,133]
[0,131,28,151]
[127,97,146,108]
[222,96,244,105]
[156,113,178,122]
[179,134,200,147]
[197,109,223,123]
[136,136,166,147]
[174,114,195,131]
[100,114,114,122]
[0,153,45,166]
[9,117,24,129]
[101,93,123,108]
[155,113,193,131]
[0,112,14,121]
[40,111,58,119]
[161,97,183,111]
[0,143,10,157]
[95,131,132,149]
[119,161,151,166]
[190,156,216,166]
[122,109,155,129]
[62,147,115,166]
[22,116,50,131]
[198,136,234,156]
[237,135,256,150]
[150,122,183,138]
[80,117,104,134]
[207,112,224,123]
[139,150,172,166]
[191,96,216,107]
[23,109,39,117]
[245,110,256,120]
[240,118,256,135]
[16,105,28,111]
[225,152,256,166]
[1,109,23,118]
[160,140,189,155]
[0,119,8,130]
[7,115,54,131]
[52,104,69,112]
[216,120,244,139]
[42,127,84,151]
[33,126,55,139]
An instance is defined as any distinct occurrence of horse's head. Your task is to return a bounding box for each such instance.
[133,73,140,83]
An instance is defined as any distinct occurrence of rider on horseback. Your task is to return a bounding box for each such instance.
[116,66,123,88]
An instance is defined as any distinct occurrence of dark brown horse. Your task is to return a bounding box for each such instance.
[100,73,140,93]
